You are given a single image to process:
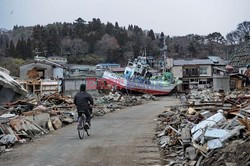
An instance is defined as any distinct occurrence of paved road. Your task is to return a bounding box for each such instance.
[0,97,179,166]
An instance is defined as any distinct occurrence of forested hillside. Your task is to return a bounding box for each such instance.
[0,18,249,76]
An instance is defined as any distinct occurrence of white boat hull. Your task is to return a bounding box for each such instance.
[102,71,176,95]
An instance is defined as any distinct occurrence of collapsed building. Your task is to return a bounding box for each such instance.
[156,89,250,165]
[19,60,64,95]
[0,67,27,105]
[19,57,99,97]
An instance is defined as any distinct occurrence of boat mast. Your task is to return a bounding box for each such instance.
[162,37,167,73]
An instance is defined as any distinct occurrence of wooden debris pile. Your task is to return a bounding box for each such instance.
[156,89,250,166]
[183,89,250,112]
[40,93,74,108]
[0,93,76,153]
[94,92,157,116]
[0,114,47,152]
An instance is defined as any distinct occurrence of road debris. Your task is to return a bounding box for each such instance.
[156,88,250,165]
[0,88,157,153]
[93,92,157,116]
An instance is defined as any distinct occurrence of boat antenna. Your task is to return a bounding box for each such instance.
[162,37,167,73]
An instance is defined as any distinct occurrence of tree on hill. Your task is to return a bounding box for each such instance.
[0,18,248,65]
[158,32,165,48]
[206,32,225,44]
[188,42,197,56]
[148,29,155,40]
[47,26,60,55]
[8,40,18,58]
[226,21,250,44]
[26,38,33,58]
[106,22,115,35]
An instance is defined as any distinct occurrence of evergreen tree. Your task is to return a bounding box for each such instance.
[116,31,127,46]
[13,25,18,30]
[62,23,69,37]
[47,27,60,55]
[74,17,86,39]
[106,22,115,35]
[115,22,119,30]
[128,25,133,31]
[16,38,28,59]
[188,42,197,56]
[26,38,33,58]
[1,17,240,65]
[106,48,123,63]
[159,32,165,48]
[16,39,22,57]
[8,40,18,58]
[133,25,143,34]
[35,41,46,57]
[75,17,86,24]
[20,38,26,59]
[148,29,155,40]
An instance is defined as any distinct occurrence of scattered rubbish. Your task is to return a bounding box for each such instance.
[207,139,223,149]
[0,145,6,153]
[51,117,62,130]
[0,86,157,154]
[94,92,157,116]
[185,146,197,160]
[0,92,76,153]
[156,88,250,165]
[0,134,17,145]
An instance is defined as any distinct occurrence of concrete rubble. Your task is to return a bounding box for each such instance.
[0,86,157,153]
[94,92,157,116]
[0,92,76,153]
[156,88,250,166]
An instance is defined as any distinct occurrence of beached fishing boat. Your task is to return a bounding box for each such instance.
[102,56,181,95]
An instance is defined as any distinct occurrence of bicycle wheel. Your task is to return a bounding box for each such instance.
[86,126,91,136]
[78,129,84,139]
[77,117,84,139]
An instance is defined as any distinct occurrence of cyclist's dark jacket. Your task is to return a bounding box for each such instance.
[74,91,94,112]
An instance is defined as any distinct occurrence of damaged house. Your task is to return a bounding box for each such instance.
[229,41,250,73]
[208,56,230,92]
[0,67,27,105]
[229,42,250,89]
[172,59,214,90]
[171,56,229,92]
[19,60,64,95]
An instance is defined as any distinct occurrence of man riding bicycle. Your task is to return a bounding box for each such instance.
[74,84,94,128]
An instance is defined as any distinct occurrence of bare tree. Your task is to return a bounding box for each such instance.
[61,38,88,56]
[226,21,250,44]
[95,34,120,55]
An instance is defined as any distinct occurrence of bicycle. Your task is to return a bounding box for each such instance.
[77,113,91,139]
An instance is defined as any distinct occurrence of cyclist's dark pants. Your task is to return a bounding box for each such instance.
[78,110,91,125]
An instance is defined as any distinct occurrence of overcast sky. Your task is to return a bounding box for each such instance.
[0,0,250,36]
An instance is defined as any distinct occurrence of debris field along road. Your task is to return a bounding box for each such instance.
[0,97,179,166]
